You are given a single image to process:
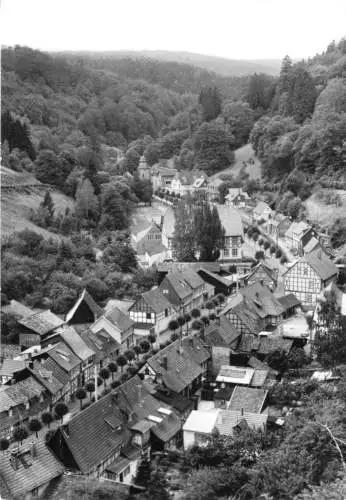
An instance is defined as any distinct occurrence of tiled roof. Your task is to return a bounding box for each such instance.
[59,327,95,362]
[204,315,241,347]
[305,251,338,281]
[105,306,134,332]
[19,310,64,336]
[151,412,181,443]
[145,338,205,393]
[0,441,64,498]
[105,455,130,474]
[41,357,69,386]
[30,364,63,395]
[151,387,192,414]
[303,237,320,254]
[215,410,268,435]
[161,269,204,301]
[60,392,129,474]
[79,328,120,364]
[241,283,285,318]
[142,288,174,314]
[238,334,261,353]
[257,336,293,355]
[228,386,267,413]
[65,288,103,323]
[277,293,301,310]
[5,376,44,405]
[246,261,277,283]
[0,390,16,413]
[47,342,81,373]
[250,369,269,388]
[0,359,27,378]
[182,336,210,365]
[130,419,155,434]
[1,300,33,318]
[216,205,244,237]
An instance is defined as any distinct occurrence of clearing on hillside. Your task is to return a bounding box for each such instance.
[1,183,75,240]
[304,190,346,229]
[211,144,262,181]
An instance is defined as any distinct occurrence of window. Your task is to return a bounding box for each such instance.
[123,466,130,477]
[224,248,229,257]
[303,268,308,275]
[309,280,314,289]
[146,312,151,320]
[232,248,238,256]
[162,289,168,295]
[306,293,312,303]
[165,309,168,317]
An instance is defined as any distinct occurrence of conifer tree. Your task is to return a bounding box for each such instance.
[41,190,55,221]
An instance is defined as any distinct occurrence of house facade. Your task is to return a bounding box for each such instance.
[284,222,317,255]
[265,213,291,240]
[90,306,135,352]
[159,269,211,315]
[283,252,338,308]
[225,188,250,208]
[169,170,208,196]
[216,205,244,261]
[129,288,176,336]
[253,201,272,222]
[245,262,278,290]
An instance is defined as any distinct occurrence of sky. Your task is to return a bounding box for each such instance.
[1,0,346,60]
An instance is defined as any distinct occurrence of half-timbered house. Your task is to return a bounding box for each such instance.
[128,288,176,337]
[282,250,338,308]
[90,306,135,352]
[244,261,278,290]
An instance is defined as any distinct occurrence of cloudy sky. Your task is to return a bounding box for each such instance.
[1,0,346,60]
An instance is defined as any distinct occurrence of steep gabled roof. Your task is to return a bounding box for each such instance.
[204,315,241,347]
[142,288,174,314]
[0,441,64,499]
[241,282,285,318]
[59,327,95,362]
[65,288,103,324]
[47,342,81,373]
[226,188,249,201]
[145,337,206,393]
[59,392,129,474]
[284,221,310,240]
[136,238,167,257]
[79,328,120,364]
[104,306,134,332]
[228,386,267,413]
[176,169,208,186]
[246,261,277,284]
[216,205,244,237]
[305,250,338,281]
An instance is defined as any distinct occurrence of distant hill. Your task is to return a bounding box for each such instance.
[62,49,280,77]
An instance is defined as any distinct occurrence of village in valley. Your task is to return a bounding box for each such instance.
[1,149,345,499]
[1,4,346,498]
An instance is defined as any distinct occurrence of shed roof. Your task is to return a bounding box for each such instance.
[183,410,219,434]
[305,251,338,281]
[228,386,267,413]
[216,365,254,385]
[1,300,33,318]
[215,410,268,435]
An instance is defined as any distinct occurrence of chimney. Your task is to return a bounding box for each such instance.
[241,407,244,416]
[10,455,19,471]
[162,355,168,371]
[30,442,37,458]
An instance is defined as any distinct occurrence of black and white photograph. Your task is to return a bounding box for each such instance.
[0,0,346,498]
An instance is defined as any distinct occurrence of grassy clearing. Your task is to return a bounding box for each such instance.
[211,144,262,181]
[304,190,346,229]
[1,166,40,186]
[1,186,75,240]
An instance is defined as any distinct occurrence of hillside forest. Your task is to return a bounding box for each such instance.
[1,38,346,325]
